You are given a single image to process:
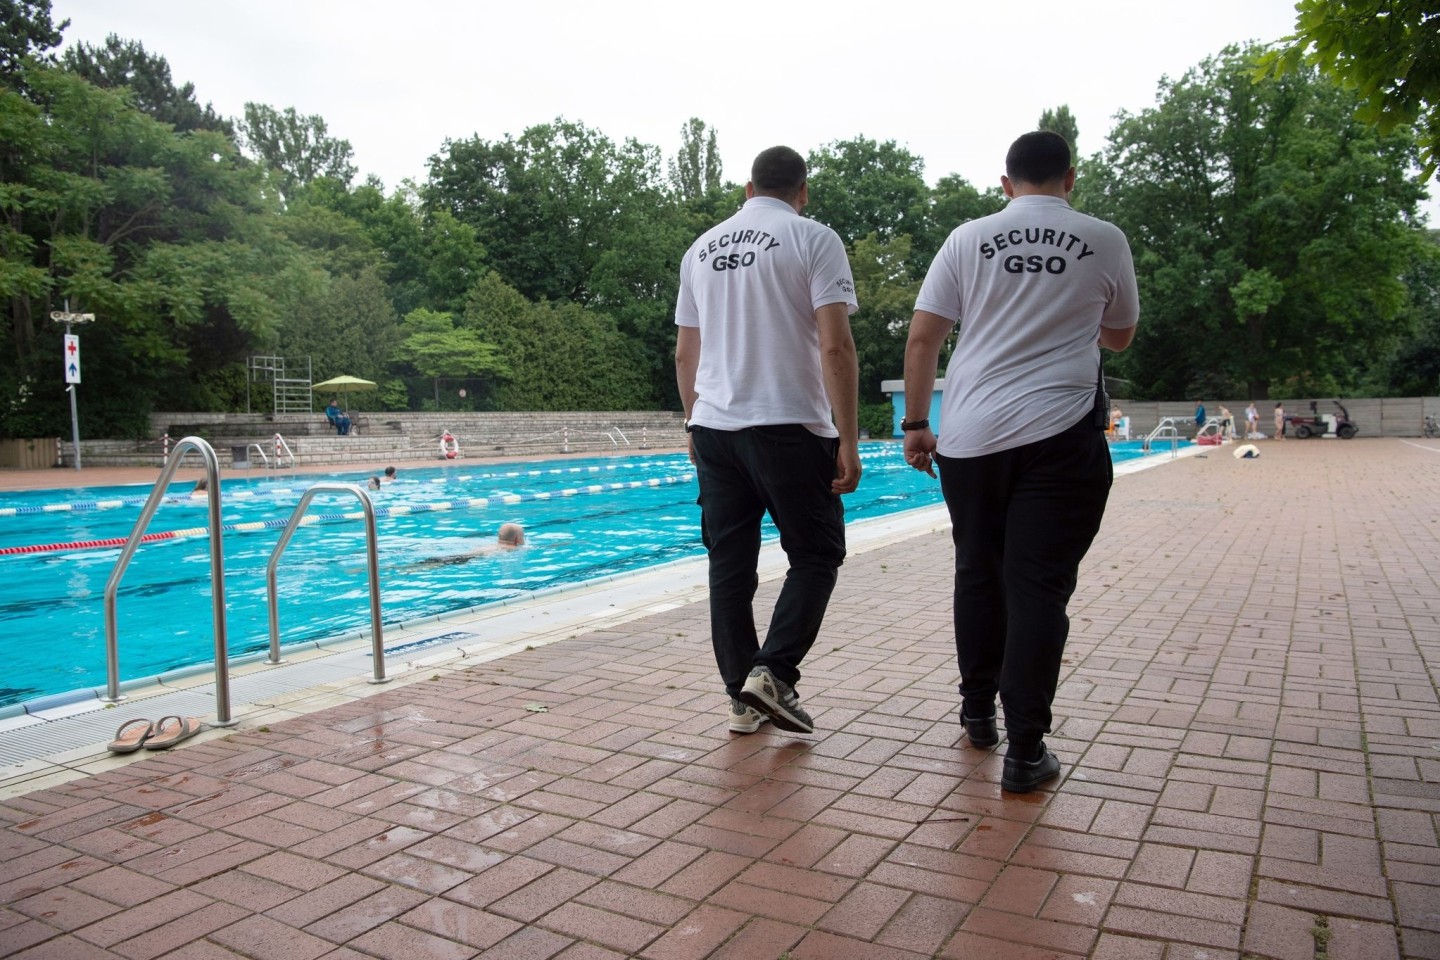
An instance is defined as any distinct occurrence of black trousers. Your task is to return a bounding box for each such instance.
[936,414,1112,748]
[691,425,846,698]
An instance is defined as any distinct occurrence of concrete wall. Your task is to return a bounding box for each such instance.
[878,384,1440,439]
[54,411,688,468]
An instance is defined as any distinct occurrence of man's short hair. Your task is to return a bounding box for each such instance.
[750,146,807,200]
[1005,131,1072,186]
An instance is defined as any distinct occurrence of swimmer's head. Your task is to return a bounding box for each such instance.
[497,522,525,548]
[367,476,381,491]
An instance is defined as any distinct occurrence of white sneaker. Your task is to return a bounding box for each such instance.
[728,699,768,734]
[739,666,814,734]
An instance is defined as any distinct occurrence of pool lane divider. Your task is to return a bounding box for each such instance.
[0,447,896,518]
[0,472,697,556]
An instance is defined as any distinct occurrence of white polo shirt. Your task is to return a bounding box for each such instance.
[676,196,858,437]
[915,195,1139,457]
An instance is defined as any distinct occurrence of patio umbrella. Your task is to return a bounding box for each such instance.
[312,375,377,394]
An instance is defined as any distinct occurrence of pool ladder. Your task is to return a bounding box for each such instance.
[1142,418,1187,458]
[102,437,388,726]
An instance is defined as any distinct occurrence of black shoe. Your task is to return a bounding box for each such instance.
[1001,744,1061,793]
[960,712,999,748]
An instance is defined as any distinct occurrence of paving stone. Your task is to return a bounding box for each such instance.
[1,441,1437,959]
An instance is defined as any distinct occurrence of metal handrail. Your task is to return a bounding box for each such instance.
[245,443,271,468]
[265,483,389,685]
[272,433,296,468]
[102,436,237,725]
[1142,417,1185,458]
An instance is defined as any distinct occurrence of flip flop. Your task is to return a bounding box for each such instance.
[107,718,156,754]
[144,715,204,750]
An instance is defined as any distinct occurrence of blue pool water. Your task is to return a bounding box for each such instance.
[0,440,1161,707]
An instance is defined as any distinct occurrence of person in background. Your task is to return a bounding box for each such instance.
[366,476,381,491]
[383,466,397,483]
[1245,402,1260,438]
[1274,402,1286,441]
[325,398,351,436]
[1194,400,1206,434]
[675,144,862,738]
[902,130,1138,793]
[496,522,525,549]
[1219,405,1234,440]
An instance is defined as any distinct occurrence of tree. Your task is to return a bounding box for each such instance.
[424,117,666,305]
[0,0,67,90]
[394,307,507,407]
[463,272,650,411]
[1084,45,1430,400]
[669,117,722,200]
[1,63,311,437]
[240,102,357,196]
[276,267,399,388]
[426,117,681,406]
[849,232,920,431]
[805,137,931,248]
[1376,231,1440,395]
[1259,0,1440,181]
[61,35,234,136]
[1038,104,1080,167]
[917,174,1006,271]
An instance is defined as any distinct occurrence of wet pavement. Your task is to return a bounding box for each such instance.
[1,437,1438,959]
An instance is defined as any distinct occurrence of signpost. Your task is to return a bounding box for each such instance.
[50,305,94,471]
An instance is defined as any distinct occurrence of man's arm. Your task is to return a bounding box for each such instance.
[816,302,861,494]
[901,310,952,477]
[1099,325,1135,351]
[674,325,701,462]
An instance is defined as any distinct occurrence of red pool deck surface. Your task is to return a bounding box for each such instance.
[1,437,1438,959]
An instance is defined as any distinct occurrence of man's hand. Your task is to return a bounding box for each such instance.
[832,443,862,494]
[903,426,937,478]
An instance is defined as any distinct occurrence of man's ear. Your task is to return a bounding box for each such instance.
[1001,175,1015,199]
[744,181,755,200]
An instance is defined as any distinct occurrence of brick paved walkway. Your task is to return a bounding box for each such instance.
[2,438,1438,959]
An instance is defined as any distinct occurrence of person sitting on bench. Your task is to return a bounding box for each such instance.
[325,398,351,435]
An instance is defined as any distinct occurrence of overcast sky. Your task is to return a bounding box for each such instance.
[48,0,1434,220]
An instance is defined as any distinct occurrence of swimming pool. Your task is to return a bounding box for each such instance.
[0,440,1164,707]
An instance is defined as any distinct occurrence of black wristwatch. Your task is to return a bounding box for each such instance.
[901,418,930,431]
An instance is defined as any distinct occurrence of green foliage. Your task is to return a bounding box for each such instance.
[806,137,931,249]
[425,117,665,305]
[850,233,918,402]
[3,27,1434,437]
[1376,231,1440,395]
[61,34,234,136]
[1038,104,1080,165]
[240,102,356,196]
[0,62,323,435]
[395,306,507,408]
[463,272,650,410]
[275,267,400,400]
[669,117,722,199]
[1085,45,1429,400]
[426,117,683,406]
[1259,0,1440,181]
[859,402,894,440]
[0,0,67,90]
